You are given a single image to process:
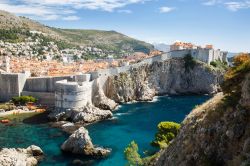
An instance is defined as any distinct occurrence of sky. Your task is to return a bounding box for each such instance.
[0,0,249,52]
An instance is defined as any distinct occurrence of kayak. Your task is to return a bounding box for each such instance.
[0,119,10,123]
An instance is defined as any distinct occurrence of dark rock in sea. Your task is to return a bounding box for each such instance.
[61,127,111,158]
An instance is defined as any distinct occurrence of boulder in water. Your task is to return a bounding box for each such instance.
[61,127,111,158]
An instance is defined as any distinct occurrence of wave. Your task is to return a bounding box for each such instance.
[115,112,131,116]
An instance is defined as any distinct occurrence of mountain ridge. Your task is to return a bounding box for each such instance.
[0,10,154,56]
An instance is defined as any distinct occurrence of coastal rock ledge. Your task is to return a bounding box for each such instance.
[61,127,111,158]
[0,145,43,166]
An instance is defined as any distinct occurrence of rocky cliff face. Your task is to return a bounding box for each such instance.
[154,71,250,166]
[105,58,223,103]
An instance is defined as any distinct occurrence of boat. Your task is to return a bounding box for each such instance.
[0,119,10,124]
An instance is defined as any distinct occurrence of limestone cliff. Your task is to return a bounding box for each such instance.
[154,71,250,166]
[105,58,223,103]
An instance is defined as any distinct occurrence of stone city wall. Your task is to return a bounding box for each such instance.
[55,80,93,110]
[90,53,171,80]
[0,73,28,102]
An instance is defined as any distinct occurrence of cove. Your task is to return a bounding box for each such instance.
[0,95,210,166]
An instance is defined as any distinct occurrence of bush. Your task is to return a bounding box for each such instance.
[124,141,143,166]
[12,96,37,105]
[222,54,250,106]
[184,54,196,71]
[210,60,228,70]
[151,121,180,148]
[124,141,159,166]
[233,53,250,67]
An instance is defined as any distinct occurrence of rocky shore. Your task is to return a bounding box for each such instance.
[0,145,43,166]
[61,127,111,158]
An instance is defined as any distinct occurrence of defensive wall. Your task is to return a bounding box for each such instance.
[90,53,171,80]
[0,72,29,101]
[0,72,91,105]
[0,51,227,108]
[55,79,93,110]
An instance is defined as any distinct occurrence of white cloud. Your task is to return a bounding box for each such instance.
[159,6,175,13]
[0,0,148,20]
[62,15,80,21]
[117,9,132,14]
[225,1,250,11]
[202,0,250,11]
[203,0,221,6]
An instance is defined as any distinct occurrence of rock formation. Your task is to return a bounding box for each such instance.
[154,71,250,166]
[105,59,223,103]
[50,58,223,125]
[49,102,112,124]
[0,145,43,166]
[61,127,111,158]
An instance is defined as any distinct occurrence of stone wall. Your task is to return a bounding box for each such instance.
[90,53,171,80]
[0,73,28,101]
[23,76,75,92]
[55,80,93,110]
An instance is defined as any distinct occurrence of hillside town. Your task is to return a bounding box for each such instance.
[0,33,228,77]
[0,33,161,76]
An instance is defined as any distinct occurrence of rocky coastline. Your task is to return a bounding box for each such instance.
[46,58,225,159]
[0,145,43,166]
[0,58,226,163]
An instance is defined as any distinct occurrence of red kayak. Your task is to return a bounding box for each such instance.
[0,119,10,124]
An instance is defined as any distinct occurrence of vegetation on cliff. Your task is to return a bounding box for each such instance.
[222,53,250,107]
[124,121,180,166]
[184,54,196,71]
[210,60,228,70]
[151,121,180,148]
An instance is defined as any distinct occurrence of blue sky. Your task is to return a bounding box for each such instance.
[0,0,249,52]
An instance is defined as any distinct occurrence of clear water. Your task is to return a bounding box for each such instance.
[0,95,210,166]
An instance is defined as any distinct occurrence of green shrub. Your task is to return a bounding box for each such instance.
[151,121,180,148]
[124,141,159,166]
[184,54,196,71]
[124,141,143,166]
[210,60,228,70]
[12,96,37,105]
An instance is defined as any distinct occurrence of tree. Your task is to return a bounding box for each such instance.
[151,121,180,148]
[124,141,143,166]
[233,53,250,67]
[184,54,196,71]
[12,96,37,105]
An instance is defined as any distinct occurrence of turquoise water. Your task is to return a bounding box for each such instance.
[0,95,209,166]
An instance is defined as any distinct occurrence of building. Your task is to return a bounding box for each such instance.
[169,42,228,64]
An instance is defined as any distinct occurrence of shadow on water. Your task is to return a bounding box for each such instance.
[22,111,50,124]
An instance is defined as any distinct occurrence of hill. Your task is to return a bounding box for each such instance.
[0,10,153,57]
